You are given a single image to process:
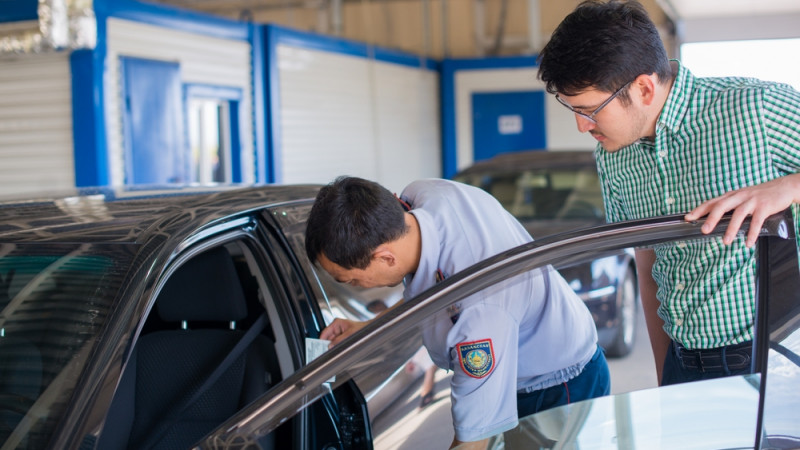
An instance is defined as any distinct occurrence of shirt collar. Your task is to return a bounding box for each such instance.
[657,59,694,135]
[403,208,439,298]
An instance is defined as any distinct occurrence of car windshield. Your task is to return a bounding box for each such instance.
[0,243,133,449]
[454,167,604,222]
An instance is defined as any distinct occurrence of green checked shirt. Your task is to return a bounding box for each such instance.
[595,61,800,350]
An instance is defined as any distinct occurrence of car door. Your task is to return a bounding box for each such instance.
[96,208,372,450]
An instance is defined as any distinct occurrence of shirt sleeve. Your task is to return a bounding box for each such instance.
[763,83,800,173]
[594,148,626,223]
[447,303,520,442]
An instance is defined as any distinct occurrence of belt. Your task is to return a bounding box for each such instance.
[674,341,752,372]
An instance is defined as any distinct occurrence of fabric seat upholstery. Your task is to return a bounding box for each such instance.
[98,246,278,450]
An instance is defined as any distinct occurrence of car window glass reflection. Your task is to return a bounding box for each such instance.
[0,243,128,449]
[98,239,289,450]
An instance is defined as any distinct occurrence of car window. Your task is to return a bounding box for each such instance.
[472,373,761,449]
[97,236,304,450]
[0,243,133,449]
[759,233,800,448]
[454,167,604,223]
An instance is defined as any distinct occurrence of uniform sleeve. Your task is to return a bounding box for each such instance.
[447,304,520,442]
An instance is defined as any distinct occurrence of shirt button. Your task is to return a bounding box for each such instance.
[675,318,684,326]
[658,150,667,158]
[677,241,687,249]
[676,283,685,291]
[666,197,675,205]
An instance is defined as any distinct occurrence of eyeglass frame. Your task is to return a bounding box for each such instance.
[555,80,633,124]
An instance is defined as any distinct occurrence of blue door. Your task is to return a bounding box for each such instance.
[472,91,546,162]
[121,57,186,184]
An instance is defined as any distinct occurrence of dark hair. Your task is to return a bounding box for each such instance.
[305,176,407,270]
[537,0,672,100]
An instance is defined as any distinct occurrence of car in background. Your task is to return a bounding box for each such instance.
[453,150,637,357]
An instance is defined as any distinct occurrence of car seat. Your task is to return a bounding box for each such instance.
[98,246,279,450]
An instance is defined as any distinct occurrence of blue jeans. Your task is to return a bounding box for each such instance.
[516,346,610,418]
[661,340,753,386]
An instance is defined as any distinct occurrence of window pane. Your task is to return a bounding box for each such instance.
[681,39,800,90]
[188,99,228,183]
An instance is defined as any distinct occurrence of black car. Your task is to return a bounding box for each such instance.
[453,150,637,357]
[0,185,414,450]
[2,186,798,449]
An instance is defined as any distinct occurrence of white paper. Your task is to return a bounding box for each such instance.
[305,337,335,383]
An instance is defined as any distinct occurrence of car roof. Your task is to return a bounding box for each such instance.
[0,184,321,244]
[454,150,597,176]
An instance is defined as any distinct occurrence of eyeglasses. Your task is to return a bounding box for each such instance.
[555,81,633,124]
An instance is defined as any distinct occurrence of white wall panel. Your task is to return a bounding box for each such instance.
[277,45,376,185]
[454,67,595,171]
[105,18,255,185]
[0,52,75,196]
[276,44,441,193]
[373,63,441,193]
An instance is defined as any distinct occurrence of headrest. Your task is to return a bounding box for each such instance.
[156,247,248,323]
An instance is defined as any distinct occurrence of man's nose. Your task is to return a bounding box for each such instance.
[576,115,596,133]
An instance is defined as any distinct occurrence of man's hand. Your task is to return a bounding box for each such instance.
[685,174,800,247]
[320,318,367,347]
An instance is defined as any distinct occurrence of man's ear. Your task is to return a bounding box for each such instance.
[633,74,658,106]
[372,246,396,266]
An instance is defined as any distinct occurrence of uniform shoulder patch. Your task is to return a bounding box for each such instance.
[456,339,495,378]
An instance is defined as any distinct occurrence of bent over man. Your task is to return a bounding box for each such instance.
[305,176,610,449]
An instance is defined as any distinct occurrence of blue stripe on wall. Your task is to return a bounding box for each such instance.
[264,26,283,184]
[265,24,438,70]
[264,24,439,183]
[0,0,37,22]
[70,49,108,187]
[93,0,249,40]
[251,23,269,184]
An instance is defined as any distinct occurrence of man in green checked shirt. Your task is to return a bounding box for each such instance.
[538,0,800,386]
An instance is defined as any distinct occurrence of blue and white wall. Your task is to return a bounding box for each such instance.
[441,57,595,178]
[1,2,596,197]
[266,26,440,194]
[0,0,260,196]
[101,16,255,185]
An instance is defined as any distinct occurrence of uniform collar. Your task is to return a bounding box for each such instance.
[403,208,440,298]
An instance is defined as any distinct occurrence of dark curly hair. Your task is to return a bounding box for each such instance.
[538,0,672,101]
[305,176,408,270]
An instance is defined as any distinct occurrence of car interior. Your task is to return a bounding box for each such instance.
[98,242,288,449]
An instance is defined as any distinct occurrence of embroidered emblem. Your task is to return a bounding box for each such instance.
[457,339,495,378]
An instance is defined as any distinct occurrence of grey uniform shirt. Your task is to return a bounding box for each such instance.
[400,179,597,442]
